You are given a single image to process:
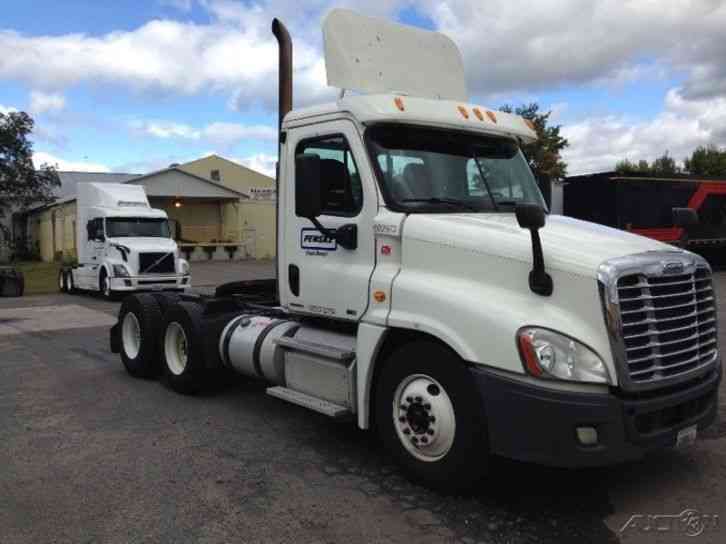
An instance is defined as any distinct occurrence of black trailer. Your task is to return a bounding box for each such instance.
[563,172,726,248]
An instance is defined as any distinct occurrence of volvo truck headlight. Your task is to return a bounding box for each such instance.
[179,259,190,275]
[112,264,130,278]
[517,327,611,384]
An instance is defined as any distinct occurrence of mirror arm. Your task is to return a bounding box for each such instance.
[527,229,553,296]
[308,217,357,250]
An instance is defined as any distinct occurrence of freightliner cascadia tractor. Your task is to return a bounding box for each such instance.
[110,9,721,491]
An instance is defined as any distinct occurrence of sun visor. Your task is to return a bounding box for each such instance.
[323,9,467,102]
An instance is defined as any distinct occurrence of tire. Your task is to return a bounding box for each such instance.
[160,301,206,394]
[374,340,490,493]
[99,268,116,301]
[67,270,76,294]
[118,294,164,378]
[151,292,182,315]
[58,268,67,293]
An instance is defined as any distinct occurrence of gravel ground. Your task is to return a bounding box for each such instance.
[0,267,724,543]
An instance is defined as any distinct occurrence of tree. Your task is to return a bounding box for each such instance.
[652,151,678,175]
[499,103,569,181]
[684,145,726,177]
[615,152,678,175]
[0,111,60,240]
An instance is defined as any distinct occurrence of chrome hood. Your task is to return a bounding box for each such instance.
[402,213,676,278]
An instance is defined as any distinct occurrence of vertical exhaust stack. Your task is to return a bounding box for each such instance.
[272,18,293,145]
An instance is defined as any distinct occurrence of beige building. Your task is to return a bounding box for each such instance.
[19,155,276,263]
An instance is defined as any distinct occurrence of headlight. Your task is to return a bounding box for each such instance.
[517,327,611,384]
[112,264,130,278]
[179,259,190,275]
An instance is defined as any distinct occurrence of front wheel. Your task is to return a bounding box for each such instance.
[374,341,490,493]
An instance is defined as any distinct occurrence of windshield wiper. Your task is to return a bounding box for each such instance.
[401,197,480,212]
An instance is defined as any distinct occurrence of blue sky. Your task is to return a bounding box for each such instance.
[1,0,725,176]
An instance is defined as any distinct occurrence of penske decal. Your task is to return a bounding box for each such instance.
[301,228,337,251]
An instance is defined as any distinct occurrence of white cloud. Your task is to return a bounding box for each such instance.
[131,119,277,146]
[0,104,17,114]
[420,0,726,101]
[29,91,65,115]
[236,153,277,177]
[33,151,110,172]
[562,89,726,175]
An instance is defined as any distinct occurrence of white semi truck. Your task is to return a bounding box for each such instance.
[110,10,720,491]
[60,182,191,299]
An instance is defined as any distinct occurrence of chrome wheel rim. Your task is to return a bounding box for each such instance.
[164,322,188,376]
[121,312,142,360]
[59,272,64,291]
[393,374,456,462]
[103,276,110,297]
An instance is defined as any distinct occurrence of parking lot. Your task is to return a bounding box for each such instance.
[1,263,724,544]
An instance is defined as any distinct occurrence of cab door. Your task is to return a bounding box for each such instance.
[281,120,378,320]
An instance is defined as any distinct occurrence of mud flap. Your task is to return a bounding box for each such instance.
[109,322,121,354]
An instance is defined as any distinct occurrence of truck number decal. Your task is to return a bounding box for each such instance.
[301,228,337,252]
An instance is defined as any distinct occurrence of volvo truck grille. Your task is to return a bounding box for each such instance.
[599,252,719,392]
[139,252,175,274]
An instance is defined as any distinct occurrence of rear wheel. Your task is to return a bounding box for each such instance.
[374,340,489,493]
[58,269,67,293]
[118,294,164,378]
[161,301,206,394]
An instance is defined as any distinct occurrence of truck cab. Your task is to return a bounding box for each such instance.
[65,182,190,298]
[111,9,720,492]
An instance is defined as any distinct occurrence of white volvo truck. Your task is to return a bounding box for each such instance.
[110,10,720,491]
[60,182,191,299]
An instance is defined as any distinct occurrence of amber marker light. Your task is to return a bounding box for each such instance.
[373,290,386,303]
[473,107,484,121]
[486,110,497,123]
[457,106,469,119]
[517,330,544,377]
[394,97,405,111]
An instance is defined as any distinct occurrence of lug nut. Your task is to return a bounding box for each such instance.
[415,396,422,402]
[424,403,431,410]
[406,396,413,403]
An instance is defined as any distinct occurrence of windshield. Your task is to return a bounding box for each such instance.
[366,125,546,213]
[106,217,170,238]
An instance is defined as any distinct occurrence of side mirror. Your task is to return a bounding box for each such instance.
[515,203,546,230]
[515,203,552,297]
[295,153,322,218]
[673,207,698,227]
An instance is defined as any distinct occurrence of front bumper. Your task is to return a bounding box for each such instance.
[109,274,191,292]
[471,361,721,468]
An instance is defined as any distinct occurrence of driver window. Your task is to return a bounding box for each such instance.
[296,135,363,216]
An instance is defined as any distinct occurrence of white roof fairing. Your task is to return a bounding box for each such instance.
[323,9,467,101]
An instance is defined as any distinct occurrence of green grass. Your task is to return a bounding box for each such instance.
[14,261,62,295]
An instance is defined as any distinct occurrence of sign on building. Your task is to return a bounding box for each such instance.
[249,187,277,201]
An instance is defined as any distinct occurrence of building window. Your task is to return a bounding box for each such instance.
[210,169,221,181]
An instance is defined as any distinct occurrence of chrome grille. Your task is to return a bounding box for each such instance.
[617,267,717,384]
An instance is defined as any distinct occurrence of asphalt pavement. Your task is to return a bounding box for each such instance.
[0,267,724,543]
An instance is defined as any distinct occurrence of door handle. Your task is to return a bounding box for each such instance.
[288,264,300,296]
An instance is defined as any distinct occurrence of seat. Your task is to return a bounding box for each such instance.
[320,159,355,213]
[402,163,434,199]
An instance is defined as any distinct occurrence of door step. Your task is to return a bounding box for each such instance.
[266,386,351,418]
[274,336,355,362]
